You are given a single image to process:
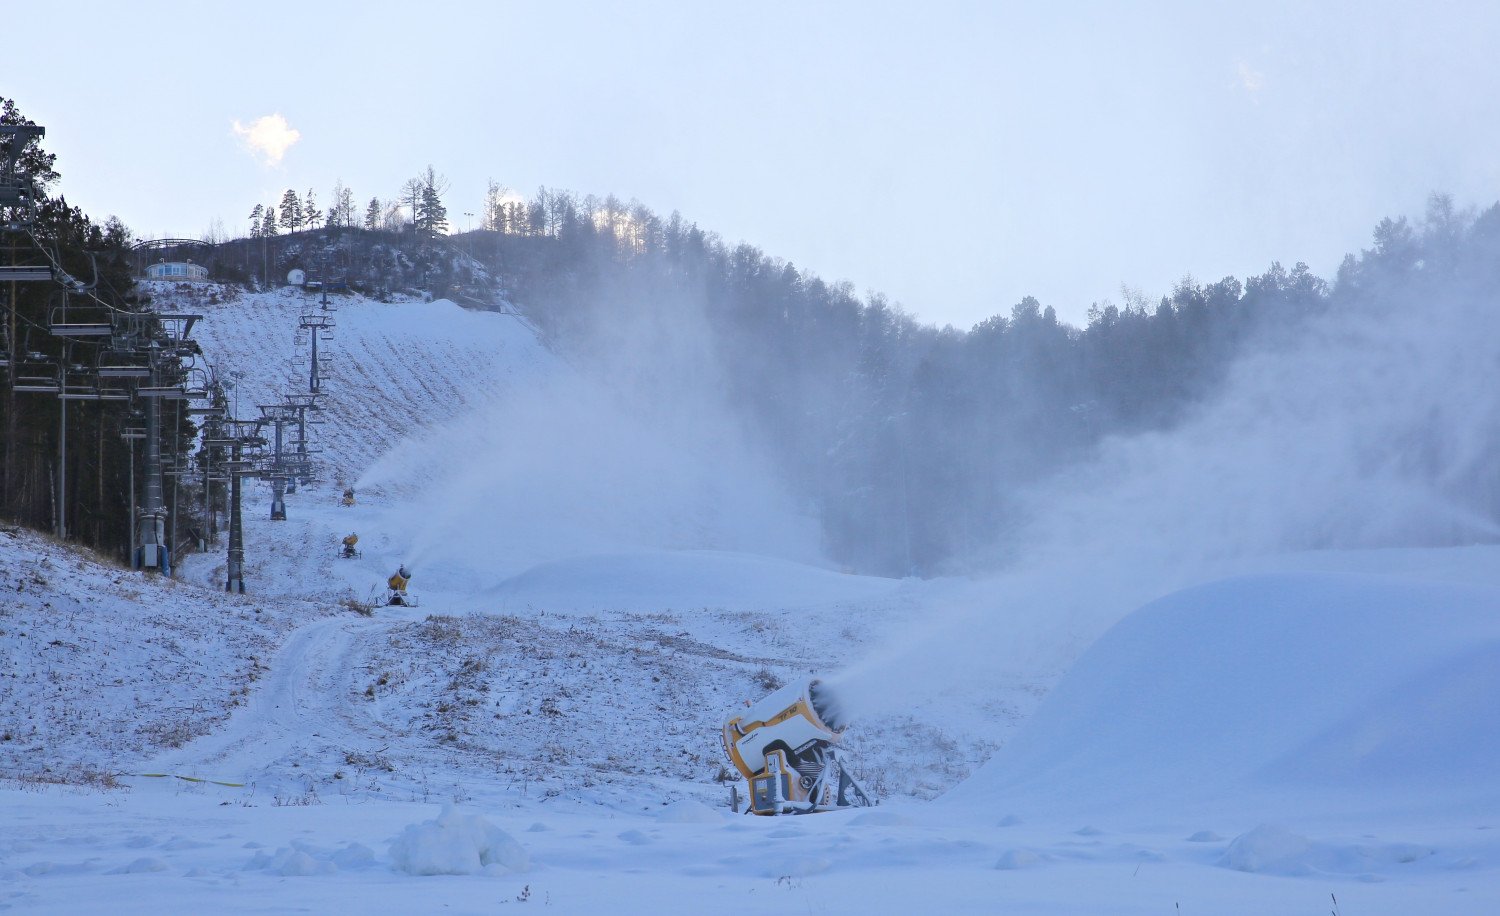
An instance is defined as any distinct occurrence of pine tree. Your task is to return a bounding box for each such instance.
[364,196,380,230]
[419,185,448,234]
[248,203,264,239]
[303,188,322,230]
[262,202,279,236]
[279,188,302,233]
[407,165,449,235]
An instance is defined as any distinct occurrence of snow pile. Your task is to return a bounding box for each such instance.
[247,840,375,877]
[1219,824,1433,878]
[994,848,1044,870]
[656,799,724,824]
[106,857,170,875]
[945,569,1500,820]
[388,806,528,876]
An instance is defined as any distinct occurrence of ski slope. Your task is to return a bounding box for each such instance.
[4,282,1500,913]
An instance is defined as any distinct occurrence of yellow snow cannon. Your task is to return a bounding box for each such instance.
[386,565,418,606]
[721,678,874,815]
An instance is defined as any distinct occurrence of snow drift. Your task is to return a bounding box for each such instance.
[389,807,529,877]
[944,568,1500,821]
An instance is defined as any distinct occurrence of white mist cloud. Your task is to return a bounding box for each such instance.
[838,241,1500,723]
[231,113,301,166]
[356,359,820,590]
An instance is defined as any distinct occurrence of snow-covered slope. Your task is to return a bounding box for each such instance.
[0,525,333,782]
[155,282,556,485]
[6,281,1500,914]
[946,566,1500,822]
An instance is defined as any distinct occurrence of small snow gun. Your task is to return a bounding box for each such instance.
[386,565,418,606]
[721,678,874,815]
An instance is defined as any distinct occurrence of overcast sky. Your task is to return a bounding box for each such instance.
[8,1,1500,328]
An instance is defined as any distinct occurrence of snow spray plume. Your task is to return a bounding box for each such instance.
[356,285,820,589]
[835,202,1500,720]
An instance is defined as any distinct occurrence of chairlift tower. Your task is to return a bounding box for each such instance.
[258,403,300,519]
[186,373,227,548]
[207,418,266,593]
[298,309,335,394]
[126,312,203,574]
[281,391,321,487]
[135,351,169,573]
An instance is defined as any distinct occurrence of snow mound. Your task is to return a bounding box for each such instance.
[388,807,529,876]
[1219,824,1433,877]
[994,848,1044,870]
[1219,825,1312,875]
[248,841,375,877]
[656,800,724,824]
[762,855,830,878]
[945,572,1500,819]
[107,857,170,875]
[489,549,898,613]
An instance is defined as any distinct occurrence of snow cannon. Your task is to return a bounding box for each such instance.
[721,678,873,815]
[386,565,418,606]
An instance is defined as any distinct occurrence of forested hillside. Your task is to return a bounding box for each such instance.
[458,190,1495,574]
[1,99,158,556]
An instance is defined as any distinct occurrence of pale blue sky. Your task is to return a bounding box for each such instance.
[9,1,1500,327]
